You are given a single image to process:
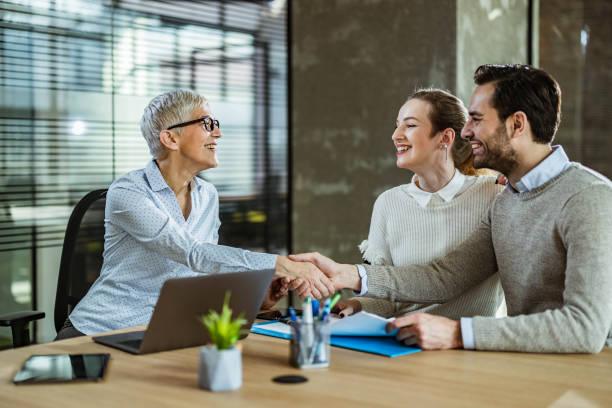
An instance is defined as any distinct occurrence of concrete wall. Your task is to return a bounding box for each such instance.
[291,0,456,262]
[291,0,528,262]
[456,0,528,105]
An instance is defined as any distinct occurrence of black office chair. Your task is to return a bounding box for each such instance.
[0,189,107,347]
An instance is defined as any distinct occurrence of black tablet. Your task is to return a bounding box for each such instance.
[13,354,111,384]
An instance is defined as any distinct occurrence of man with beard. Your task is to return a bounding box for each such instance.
[291,64,612,353]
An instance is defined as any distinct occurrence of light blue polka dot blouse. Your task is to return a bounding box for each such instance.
[69,160,277,334]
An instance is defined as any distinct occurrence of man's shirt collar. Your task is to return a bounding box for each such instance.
[511,145,571,193]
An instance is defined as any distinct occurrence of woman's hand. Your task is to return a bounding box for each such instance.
[288,252,362,291]
[260,276,290,310]
[333,298,362,318]
[274,256,335,299]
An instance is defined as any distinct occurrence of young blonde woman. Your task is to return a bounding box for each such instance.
[336,89,505,320]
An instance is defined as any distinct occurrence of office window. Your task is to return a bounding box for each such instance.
[0,0,288,345]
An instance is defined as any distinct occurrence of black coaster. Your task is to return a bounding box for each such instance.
[272,375,308,384]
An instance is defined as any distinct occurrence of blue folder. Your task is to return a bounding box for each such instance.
[251,321,421,358]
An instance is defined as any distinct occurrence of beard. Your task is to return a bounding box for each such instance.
[473,123,519,176]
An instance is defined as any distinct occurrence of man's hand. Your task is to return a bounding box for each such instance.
[386,313,463,350]
[261,276,290,310]
[275,256,334,299]
[288,252,361,291]
[333,298,362,318]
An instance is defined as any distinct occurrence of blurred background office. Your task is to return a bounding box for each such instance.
[1,0,610,347]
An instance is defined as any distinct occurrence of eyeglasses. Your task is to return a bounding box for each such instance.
[167,116,220,132]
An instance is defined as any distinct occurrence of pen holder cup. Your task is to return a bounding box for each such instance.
[289,321,331,369]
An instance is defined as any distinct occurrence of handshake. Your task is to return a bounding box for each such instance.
[261,253,359,309]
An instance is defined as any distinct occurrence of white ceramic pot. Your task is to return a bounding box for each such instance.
[198,345,242,392]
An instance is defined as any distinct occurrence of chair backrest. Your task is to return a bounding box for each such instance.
[54,189,107,333]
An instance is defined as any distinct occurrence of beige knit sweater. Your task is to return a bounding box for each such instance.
[356,174,504,319]
[364,165,612,353]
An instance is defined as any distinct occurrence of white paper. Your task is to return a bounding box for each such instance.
[329,311,395,336]
[253,311,396,337]
[254,321,292,335]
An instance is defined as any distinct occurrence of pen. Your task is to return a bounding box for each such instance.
[308,325,322,363]
[302,297,314,363]
[316,300,332,363]
[302,297,313,324]
[329,293,341,311]
[320,298,331,322]
[312,299,319,319]
[288,307,297,322]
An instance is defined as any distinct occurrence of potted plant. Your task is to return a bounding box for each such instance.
[197,291,247,391]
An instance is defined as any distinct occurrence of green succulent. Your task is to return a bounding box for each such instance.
[199,291,247,350]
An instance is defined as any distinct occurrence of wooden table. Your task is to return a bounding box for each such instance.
[1,328,611,407]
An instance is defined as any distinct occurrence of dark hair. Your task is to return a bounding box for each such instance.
[409,88,477,175]
[473,64,561,144]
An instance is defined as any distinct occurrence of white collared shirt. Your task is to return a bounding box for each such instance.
[355,168,479,295]
[403,169,476,208]
[70,160,277,334]
[461,145,573,349]
[512,145,572,193]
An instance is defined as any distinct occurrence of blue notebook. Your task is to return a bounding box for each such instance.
[251,321,421,358]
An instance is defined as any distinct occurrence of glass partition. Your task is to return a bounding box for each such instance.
[0,0,288,345]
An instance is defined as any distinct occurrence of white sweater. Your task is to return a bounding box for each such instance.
[356,172,505,319]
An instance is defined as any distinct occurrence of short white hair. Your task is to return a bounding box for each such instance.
[140,90,207,158]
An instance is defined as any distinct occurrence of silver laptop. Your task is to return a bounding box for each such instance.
[93,269,275,354]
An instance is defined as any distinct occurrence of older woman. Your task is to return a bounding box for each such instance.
[58,90,331,338]
[295,89,504,321]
